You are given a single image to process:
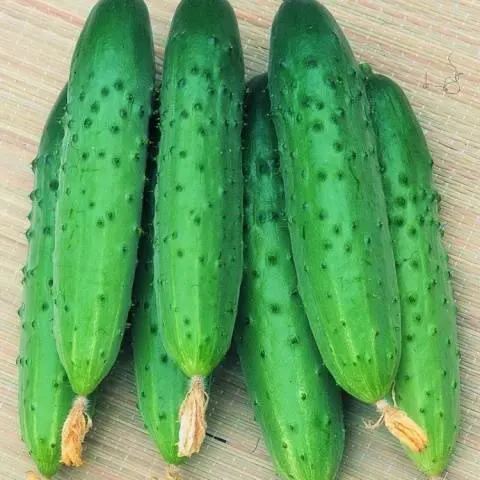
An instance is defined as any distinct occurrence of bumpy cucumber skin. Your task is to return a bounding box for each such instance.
[364,71,460,475]
[19,86,75,478]
[235,74,345,480]
[268,0,401,404]
[131,97,188,466]
[53,0,155,395]
[154,0,244,377]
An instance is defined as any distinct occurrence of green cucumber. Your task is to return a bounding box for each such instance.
[155,0,244,377]
[268,0,401,404]
[154,0,244,455]
[153,0,245,456]
[53,0,155,396]
[18,86,75,478]
[236,73,345,480]
[363,67,461,475]
[154,0,244,378]
[131,95,188,467]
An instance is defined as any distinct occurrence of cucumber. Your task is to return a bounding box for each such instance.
[54,0,154,399]
[131,94,188,468]
[268,0,401,404]
[18,86,74,478]
[53,0,155,465]
[154,0,244,456]
[363,67,461,475]
[236,73,345,480]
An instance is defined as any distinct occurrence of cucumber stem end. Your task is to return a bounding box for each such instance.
[178,376,208,457]
[60,396,92,467]
[375,399,428,453]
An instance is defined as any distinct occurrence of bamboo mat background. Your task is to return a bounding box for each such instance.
[1,1,479,479]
